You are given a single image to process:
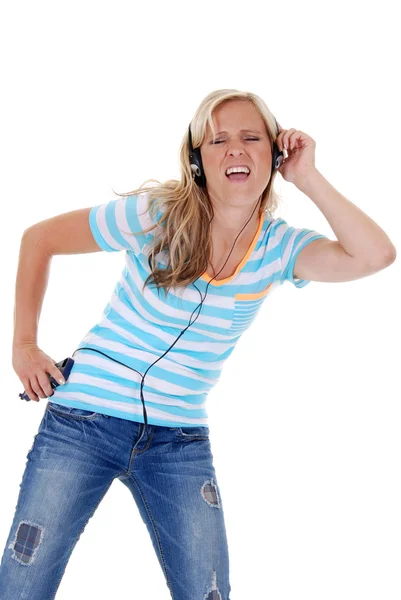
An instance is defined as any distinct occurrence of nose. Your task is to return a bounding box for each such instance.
[228,147,245,156]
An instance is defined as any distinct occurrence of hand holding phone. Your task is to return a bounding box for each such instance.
[12,342,74,402]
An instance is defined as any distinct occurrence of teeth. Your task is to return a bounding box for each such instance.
[226,166,250,175]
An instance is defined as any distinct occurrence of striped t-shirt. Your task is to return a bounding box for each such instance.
[48,192,328,427]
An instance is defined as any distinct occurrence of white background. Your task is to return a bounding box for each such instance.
[1,1,400,598]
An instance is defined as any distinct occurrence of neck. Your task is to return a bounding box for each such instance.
[209,198,262,240]
[211,210,262,249]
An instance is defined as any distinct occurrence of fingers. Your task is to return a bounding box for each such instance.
[29,374,48,400]
[277,128,297,151]
[51,364,66,386]
[15,347,66,403]
[22,363,65,402]
[22,376,40,402]
[37,370,55,398]
[276,128,287,151]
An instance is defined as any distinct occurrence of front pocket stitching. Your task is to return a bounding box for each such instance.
[177,427,209,439]
[46,404,99,420]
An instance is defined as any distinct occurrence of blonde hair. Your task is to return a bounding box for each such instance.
[114,88,283,297]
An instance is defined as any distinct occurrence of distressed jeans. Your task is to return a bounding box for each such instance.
[0,401,231,599]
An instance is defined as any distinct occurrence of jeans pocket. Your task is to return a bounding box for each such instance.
[175,426,210,441]
[46,401,103,420]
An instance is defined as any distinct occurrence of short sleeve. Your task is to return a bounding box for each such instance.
[89,192,156,254]
[273,217,329,288]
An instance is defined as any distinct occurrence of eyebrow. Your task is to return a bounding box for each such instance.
[213,129,264,136]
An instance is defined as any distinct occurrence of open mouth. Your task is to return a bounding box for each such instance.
[226,172,250,182]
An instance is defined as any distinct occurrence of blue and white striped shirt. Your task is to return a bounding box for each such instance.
[48,192,328,427]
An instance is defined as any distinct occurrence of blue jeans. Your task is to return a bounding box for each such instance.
[0,401,231,599]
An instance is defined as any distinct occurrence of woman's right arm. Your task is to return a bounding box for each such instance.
[12,207,102,401]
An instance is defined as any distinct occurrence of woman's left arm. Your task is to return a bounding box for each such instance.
[276,128,396,281]
[296,168,396,266]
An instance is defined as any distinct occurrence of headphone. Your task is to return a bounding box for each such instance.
[188,116,285,187]
[72,117,285,440]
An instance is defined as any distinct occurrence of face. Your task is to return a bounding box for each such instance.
[200,100,273,209]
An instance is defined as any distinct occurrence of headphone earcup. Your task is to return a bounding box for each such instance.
[272,141,284,173]
[190,147,207,188]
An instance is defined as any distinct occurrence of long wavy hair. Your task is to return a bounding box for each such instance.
[113,89,283,297]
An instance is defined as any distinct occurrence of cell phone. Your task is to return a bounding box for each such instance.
[19,357,75,402]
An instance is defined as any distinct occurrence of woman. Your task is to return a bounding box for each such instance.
[1,89,396,599]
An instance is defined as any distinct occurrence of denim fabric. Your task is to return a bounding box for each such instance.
[0,402,231,599]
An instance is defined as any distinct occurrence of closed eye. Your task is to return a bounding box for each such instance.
[213,137,259,144]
